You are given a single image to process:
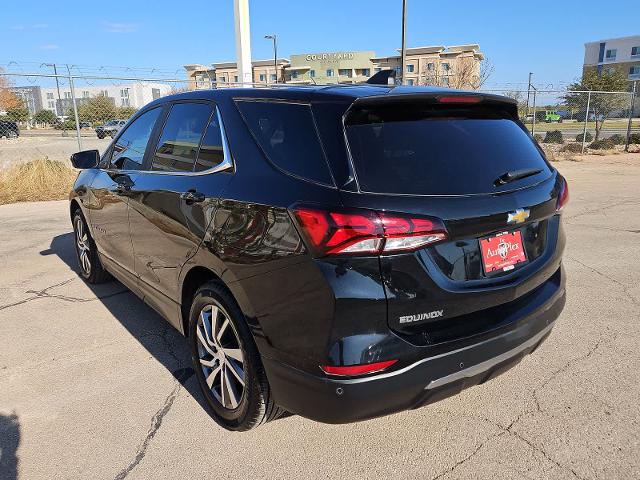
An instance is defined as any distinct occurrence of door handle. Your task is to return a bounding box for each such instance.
[180,190,205,203]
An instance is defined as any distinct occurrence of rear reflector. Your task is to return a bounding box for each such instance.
[437,95,483,104]
[557,176,569,211]
[291,206,448,257]
[320,359,398,377]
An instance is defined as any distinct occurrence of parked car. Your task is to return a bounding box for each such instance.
[69,85,568,431]
[95,119,126,139]
[79,121,92,129]
[0,120,20,138]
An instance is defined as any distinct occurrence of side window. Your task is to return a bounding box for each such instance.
[152,102,212,172]
[110,108,161,170]
[194,107,226,172]
[235,100,333,185]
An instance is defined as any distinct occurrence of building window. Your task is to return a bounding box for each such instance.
[270,73,277,81]
[632,46,640,57]
[291,71,299,79]
[338,69,352,77]
[362,68,370,76]
[309,70,316,78]
[259,74,266,82]
[326,69,334,77]
[442,63,450,72]
[234,75,239,83]
[407,79,415,86]
[427,63,434,71]
[48,101,55,109]
[630,66,640,76]
[406,64,414,73]
[63,91,72,99]
[100,90,108,97]
[374,67,381,73]
[82,91,90,98]
[394,66,401,76]
[46,92,54,99]
[442,77,449,86]
[605,49,617,61]
[152,88,161,100]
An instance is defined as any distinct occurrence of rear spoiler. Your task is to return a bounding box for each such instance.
[347,91,519,120]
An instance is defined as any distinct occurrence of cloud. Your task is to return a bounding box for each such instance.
[32,23,49,29]
[10,25,25,30]
[39,44,60,50]
[103,22,138,33]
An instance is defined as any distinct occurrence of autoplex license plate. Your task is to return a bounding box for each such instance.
[480,230,527,274]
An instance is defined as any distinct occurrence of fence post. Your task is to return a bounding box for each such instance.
[66,67,83,152]
[581,90,592,154]
[625,81,637,152]
[531,89,537,137]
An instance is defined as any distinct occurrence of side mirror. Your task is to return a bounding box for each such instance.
[70,150,100,169]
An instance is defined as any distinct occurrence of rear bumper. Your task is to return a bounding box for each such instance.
[263,284,565,424]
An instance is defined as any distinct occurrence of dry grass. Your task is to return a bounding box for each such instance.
[0,159,77,205]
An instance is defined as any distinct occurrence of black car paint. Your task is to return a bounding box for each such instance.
[70,85,566,423]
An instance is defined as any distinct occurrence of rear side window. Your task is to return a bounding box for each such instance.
[236,100,333,185]
[345,104,551,195]
[194,107,226,172]
[152,102,213,172]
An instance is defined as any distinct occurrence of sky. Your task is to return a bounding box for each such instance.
[1,0,638,89]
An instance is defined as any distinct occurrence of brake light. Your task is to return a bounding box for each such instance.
[437,95,483,104]
[291,206,448,256]
[557,176,569,211]
[320,359,397,377]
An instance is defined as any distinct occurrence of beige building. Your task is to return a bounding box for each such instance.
[184,44,485,90]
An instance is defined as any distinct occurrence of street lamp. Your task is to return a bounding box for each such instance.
[264,34,278,84]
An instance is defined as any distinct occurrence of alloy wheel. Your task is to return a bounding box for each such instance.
[75,216,91,275]
[196,304,246,410]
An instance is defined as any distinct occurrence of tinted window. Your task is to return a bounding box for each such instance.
[345,104,551,195]
[236,101,332,185]
[110,108,161,170]
[152,103,212,172]
[194,107,225,172]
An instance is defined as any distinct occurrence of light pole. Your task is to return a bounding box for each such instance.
[41,63,62,117]
[265,34,278,84]
[400,0,407,85]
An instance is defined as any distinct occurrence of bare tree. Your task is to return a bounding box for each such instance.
[419,57,493,90]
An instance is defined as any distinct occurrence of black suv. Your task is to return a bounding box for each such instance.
[0,120,20,138]
[69,84,567,431]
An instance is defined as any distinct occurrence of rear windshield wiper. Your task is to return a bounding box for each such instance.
[494,168,543,186]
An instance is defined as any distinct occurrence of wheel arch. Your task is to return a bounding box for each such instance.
[181,266,232,337]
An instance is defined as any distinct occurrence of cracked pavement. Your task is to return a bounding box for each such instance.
[1,153,639,479]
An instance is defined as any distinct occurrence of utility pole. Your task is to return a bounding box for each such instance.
[42,63,62,117]
[265,34,278,84]
[400,0,407,85]
[525,72,533,126]
[625,81,637,152]
[234,0,253,87]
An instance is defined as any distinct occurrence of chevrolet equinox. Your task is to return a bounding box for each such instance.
[69,83,568,431]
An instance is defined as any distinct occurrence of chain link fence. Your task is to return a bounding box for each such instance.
[1,71,639,168]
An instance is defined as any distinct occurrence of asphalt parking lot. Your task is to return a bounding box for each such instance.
[1,154,639,479]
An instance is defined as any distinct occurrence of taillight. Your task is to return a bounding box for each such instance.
[557,176,569,211]
[291,206,448,257]
[437,95,483,104]
[320,359,397,377]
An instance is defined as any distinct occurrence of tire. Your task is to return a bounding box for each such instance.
[72,210,111,284]
[188,282,285,431]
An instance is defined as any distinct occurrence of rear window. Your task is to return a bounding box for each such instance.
[345,104,551,195]
[236,100,333,185]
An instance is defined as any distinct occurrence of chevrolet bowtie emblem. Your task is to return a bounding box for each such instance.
[507,208,530,224]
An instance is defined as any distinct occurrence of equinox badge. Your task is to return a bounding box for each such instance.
[507,208,530,224]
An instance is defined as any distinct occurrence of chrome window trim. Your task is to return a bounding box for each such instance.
[100,105,234,177]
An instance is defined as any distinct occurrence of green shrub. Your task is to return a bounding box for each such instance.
[589,138,615,150]
[560,143,583,153]
[54,120,77,130]
[629,133,640,144]
[608,134,626,145]
[543,130,564,144]
[533,134,543,143]
[575,132,593,143]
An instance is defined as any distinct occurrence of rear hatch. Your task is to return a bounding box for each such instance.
[340,92,567,345]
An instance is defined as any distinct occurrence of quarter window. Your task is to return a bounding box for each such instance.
[152,103,212,172]
[236,100,333,185]
[109,108,161,170]
[194,107,226,172]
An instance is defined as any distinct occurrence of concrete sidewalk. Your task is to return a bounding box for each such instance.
[0,154,639,479]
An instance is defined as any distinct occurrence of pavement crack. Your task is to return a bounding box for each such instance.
[565,199,639,221]
[0,277,129,312]
[113,381,182,480]
[566,256,639,307]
